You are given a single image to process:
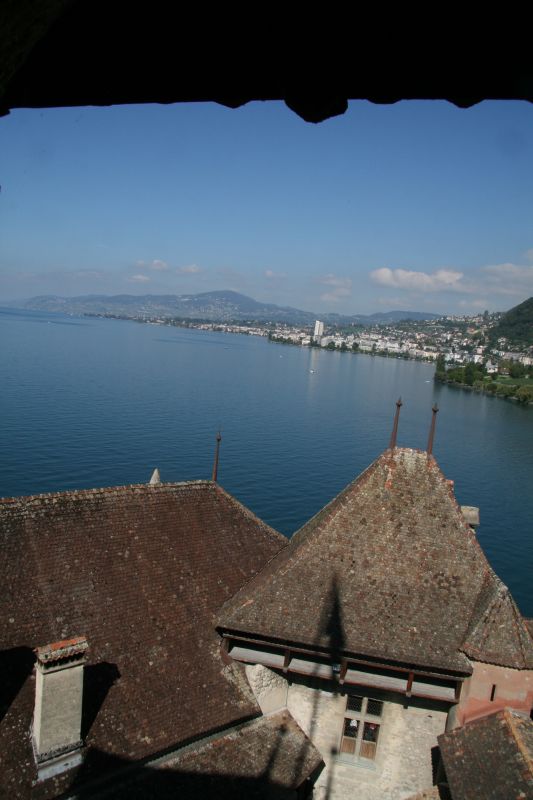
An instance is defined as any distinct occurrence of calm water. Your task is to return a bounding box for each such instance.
[1,308,532,615]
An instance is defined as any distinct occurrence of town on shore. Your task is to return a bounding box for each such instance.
[92,298,533,404]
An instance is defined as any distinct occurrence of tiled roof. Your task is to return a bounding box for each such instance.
[219,448,533,673]
[438,709,533,800]
[0,480,288,798]
[462,575,533,668]
[110,712,323,798]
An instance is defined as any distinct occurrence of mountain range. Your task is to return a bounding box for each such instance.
[7,291,440,325]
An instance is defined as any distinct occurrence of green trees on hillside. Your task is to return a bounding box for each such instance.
[434,356,533,404]
[489,297,533,347]
[435,354,446,378]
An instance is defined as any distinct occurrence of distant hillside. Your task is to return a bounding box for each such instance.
[11,292,440,326]
[366,310,440,323]
[13,291,314,324]
[490,297,533,347]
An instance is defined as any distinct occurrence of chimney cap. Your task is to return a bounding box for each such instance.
[35,636,88,665]
[461,506,480,528]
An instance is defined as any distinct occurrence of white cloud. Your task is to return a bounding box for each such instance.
[524,249,533,264]
[317,274,352,303]
[480,262,533,295]
[264,269,287,279]
[129,274,150,283]
[370,267,465,293]
[150,259,168,271]
[369,259,533,311]
[135,259,168,271]
[177,264,202,274]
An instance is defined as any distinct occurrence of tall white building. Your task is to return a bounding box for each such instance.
[313,319,324,341]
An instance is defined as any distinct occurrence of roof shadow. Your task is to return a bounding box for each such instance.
[291,574,345,799]
[0,646,34,723]
[70,737,318,799]
[82,661,121,739]
[322,574,346,663]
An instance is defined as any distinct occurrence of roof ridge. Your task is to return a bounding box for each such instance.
[221,453,390,614]
[464,572,503,648]
[504,709,533,774]
[0,480,214,505]
[461,569,533,668]
[217,545,291,626]
[290,451,384,546]
[212,483,288,545]
[499,580,532,668]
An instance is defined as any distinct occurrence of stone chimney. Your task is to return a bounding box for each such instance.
[461,506,480,530]
[33,637,88,779]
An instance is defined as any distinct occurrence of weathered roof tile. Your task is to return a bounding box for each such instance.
[219,448,533,673]
[0,480,287,798]
[438,709,533,800]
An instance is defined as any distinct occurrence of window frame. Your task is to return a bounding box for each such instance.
[337,693,384,767]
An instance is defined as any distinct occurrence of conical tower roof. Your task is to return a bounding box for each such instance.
[219,448,533,673]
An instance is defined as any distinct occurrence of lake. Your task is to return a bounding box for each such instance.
[1,307,532,615]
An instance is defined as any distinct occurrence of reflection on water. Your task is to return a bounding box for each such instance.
[1,308,532,614]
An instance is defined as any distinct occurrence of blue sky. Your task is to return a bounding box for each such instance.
[1,99,532,314]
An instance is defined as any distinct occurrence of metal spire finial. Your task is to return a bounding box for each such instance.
[427,404,439,455]
[212,431,222,482]
[389,397,403,450]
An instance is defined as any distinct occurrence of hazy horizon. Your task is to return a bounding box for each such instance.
[1,100,533,314]
[1,287,525,319]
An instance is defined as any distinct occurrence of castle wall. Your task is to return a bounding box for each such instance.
[245,665,448,800]
[457,661,533,724]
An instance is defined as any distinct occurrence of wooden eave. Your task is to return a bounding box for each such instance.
[219,631,472,681]
[221,632,467,704]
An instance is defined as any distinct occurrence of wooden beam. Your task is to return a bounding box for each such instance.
[339,659,348,685]
[283,649,291,673]
[221,632,467,682]
[220,637,232,665]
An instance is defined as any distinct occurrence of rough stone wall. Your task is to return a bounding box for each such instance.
[372,700,446,800]
[286,679,446,800]
[286,680,346,759]
[244,667,448,800]
[244,664,288,714]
